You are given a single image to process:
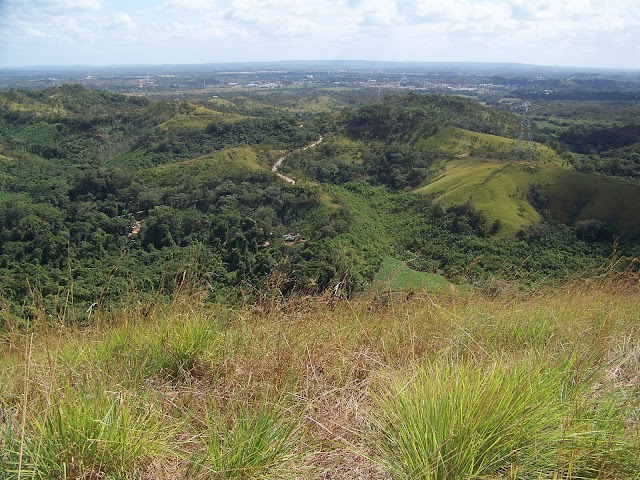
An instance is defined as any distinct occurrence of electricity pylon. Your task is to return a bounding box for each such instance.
[514,101,535,161]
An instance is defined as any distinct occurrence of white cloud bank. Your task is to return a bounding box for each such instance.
[0,0,638,68]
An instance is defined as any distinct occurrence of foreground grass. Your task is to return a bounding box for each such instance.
[1,278,640,479]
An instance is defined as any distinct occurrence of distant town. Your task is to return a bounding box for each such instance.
[2,61,639,103]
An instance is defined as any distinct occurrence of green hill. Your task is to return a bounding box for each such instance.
[156,103,248,133]
[147,146,266,185]
[417,126,567,165]
[416,156,640,238]
[417,158,542,236]
[325,96,640,239]
[1,86,638,314]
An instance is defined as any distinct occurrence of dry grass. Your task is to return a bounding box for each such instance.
[1,277,639,478]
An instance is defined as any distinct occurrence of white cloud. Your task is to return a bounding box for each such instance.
[155,0,217,12]
[15,0,102,15]
[105,12,136,29]
[25,27,47,38]
[1,0,639,67]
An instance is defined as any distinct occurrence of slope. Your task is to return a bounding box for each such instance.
[417,126,567,165]
[417,157,640,238]
[156,103,248,133]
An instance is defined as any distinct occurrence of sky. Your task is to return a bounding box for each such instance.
[0,0,639,69]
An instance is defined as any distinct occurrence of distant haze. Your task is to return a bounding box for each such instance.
[0,0,639,69]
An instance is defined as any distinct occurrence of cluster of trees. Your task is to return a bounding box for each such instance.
[344,93,519,141]
[557,124,640,179]
[0,86,361,317]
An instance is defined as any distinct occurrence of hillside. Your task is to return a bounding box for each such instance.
[1,86,639,318]
[416,126,566,164]
[417,157,640,238]
[304,96,640,240]
[2,280,640,478]
[156,103,249,132]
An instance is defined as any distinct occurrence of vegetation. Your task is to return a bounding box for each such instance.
[2,85,640,318]
[2,66,640,479]
[1,278,639,478]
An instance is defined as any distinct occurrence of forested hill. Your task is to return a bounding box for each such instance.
[1,86,639,321]
[342,93,520,141]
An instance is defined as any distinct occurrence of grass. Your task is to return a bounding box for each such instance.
[156,106,247,132]
[189,404,303,479]
[278,96,346,113]
[28,387,170,479]
[417,126,566,165]
[205,98,239,109]
[1,278,640,478]
[417,156,640,237]
[416,158,545,236]
[147,146,266,186]
[372,256,452,293]
[373,354,638,479]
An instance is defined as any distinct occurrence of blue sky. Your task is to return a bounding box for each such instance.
[1,0,639,68]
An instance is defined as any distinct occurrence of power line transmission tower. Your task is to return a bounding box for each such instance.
[514,101,536,161]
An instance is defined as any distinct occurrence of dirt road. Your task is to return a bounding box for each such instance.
[271,135,323,185]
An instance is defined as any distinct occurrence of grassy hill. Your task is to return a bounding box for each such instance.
[147,146,267,185]
[156,103,249,133]
[417,158,543,237]
[2,280,639,479]
[417,126,567,165]
[332,98,640,239]
[417,157,640,238]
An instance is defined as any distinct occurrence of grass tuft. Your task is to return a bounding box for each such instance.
[371,354,638,479]
[189,404,304,479]
[24,386,171,480]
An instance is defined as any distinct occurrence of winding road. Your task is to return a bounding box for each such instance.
[271,135,324,185]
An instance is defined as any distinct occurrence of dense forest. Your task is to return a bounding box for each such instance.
[1,85,639,323]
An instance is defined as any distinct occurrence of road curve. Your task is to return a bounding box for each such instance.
[271,135,324,185]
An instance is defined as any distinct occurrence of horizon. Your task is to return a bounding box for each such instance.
[2,59,639,73]
[1,1,639,70]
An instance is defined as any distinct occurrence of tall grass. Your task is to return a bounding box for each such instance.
[371,354,639,479]
[10,386,171,480]
[1,279,639,478]
[189,404,304,479]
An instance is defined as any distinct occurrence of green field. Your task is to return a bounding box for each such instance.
[373,256,453,292]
